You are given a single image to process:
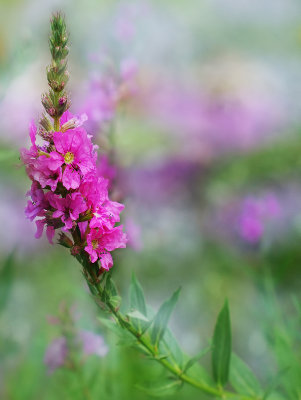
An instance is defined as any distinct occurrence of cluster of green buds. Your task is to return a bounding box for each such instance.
[41,13,70,131]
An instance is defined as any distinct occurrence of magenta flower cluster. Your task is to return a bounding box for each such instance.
[21,111,127,270]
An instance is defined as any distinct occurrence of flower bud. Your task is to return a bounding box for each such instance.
[40,114,53,132]
[58,233,73,248]
[48,107,56,117]
[71,245,81,256]
[59,96,67,105]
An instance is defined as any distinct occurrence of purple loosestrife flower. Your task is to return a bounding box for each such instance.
[21,13,127,272]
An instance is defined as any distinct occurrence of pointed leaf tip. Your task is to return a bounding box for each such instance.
[151,287,181,346]
[130,272,147,316]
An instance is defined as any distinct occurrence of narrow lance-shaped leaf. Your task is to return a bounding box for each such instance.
[163,328,184,369]
[183,344,212,373]
[127,310,149,322]
[230,353,262,397]
[136,380,182,397]
[212,299,231,386]
[130,272,147,316]
[151,288,181,347]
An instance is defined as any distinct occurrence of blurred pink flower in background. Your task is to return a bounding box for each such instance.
[125,218,143,251]
[44,337,67,374]
[44,330,108,374]
[238,194,281,244]
[206,188,301,249]
[77,58,138,136]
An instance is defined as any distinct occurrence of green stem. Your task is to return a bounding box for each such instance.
[85,267,256,400]
[54,116,60,131]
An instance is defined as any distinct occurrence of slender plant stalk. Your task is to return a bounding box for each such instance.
[76,255,258,400]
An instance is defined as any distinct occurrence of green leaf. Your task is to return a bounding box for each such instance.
[151,288,181,347]
[110,295,121,309]
[212,300,231,386]
[98,317,124,337]
[105,274,118,296]
[136,380,182,397]
[230,353,262,397]
[183,344,212,373]
[130,273,147,316]
[163,329,184,369]
[127,309,150,322]
[0,252,14,313]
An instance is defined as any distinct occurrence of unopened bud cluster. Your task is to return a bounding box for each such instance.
[42,14,70,127]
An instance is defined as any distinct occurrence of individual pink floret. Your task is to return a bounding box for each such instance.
[85,226,127,269]
[48,192,87,231]
[50,128,96,190]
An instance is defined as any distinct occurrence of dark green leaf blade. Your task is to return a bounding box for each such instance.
[212,300,231,386]
[230,353,262,397]
[183,344,212,373]
[151,288,181,347]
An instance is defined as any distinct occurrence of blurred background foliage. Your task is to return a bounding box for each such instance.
[1,0,301,399]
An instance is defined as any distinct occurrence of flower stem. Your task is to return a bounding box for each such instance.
[54,117,60,131]
[82,262,256,400]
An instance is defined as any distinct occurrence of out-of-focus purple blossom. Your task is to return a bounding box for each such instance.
[120,58,138,82]
[208,190,298,249]
[77,58,138,136]
[137,58,288,159]
[78,76,116,134]
[78,330,109,357]
[44,330,108,374]
[125,218,143,251]
[122,159,201,205]
[44,337,68,374]
[238,194,281,243]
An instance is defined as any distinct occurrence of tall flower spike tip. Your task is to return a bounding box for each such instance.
[43,12,70,131]
[21,13,127,272]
